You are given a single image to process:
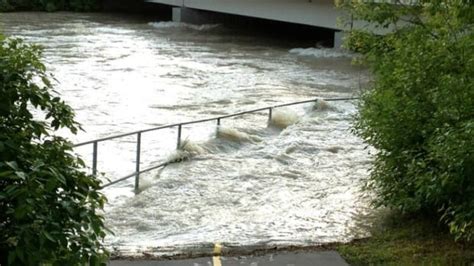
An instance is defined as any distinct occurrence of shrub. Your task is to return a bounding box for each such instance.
[0,0,14,11]
[0,35,109,264]
[0,0,100,11]
[69,0,100,11]
[339,1,474,240]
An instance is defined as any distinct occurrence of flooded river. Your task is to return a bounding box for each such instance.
[0,12,371,255]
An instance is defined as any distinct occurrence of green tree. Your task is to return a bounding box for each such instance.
[0,35,109,264]
[0,0,100,12]
[339,1,474,240]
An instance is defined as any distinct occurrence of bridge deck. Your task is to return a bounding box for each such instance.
[146,0,341,30]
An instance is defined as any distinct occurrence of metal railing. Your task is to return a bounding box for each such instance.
[74,97,358,191]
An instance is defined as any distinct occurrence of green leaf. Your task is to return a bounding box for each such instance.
[8,251,16,265]
[0,170,14,177]
[15,246,25,262]
[15,171,27,180]
[5,161,19,171]
[43,231,55,243]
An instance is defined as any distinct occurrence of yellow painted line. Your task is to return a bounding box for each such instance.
[214,243,222,254]
[212,243,222,266]
[212,256,222,266]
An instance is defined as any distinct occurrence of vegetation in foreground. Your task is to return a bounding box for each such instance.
[337,211,474,265]
[0,0,100,12]
[339,0,474,241]
[336,1,474,264]
[0,34,108,265]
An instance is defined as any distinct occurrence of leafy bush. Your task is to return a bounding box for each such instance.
[0,0,100,11]
[0,35,109,264]
[69,0,100,11]
[0,0,14,11]
[339,1,474,240]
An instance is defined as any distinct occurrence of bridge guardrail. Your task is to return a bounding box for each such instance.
[74,97,358,191]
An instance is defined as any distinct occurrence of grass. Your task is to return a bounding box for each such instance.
[337,211,474,265]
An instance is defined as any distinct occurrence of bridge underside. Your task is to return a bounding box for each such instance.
[146,0,344,47]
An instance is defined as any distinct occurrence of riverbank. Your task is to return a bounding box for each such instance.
[336,211,474,265]
[109,243,342,261]
[108,212,474,265]
[108,224,474,265]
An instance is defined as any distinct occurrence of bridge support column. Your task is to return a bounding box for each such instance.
[172,7,182,22]
[172,7,212,24]
[333,31,345,49]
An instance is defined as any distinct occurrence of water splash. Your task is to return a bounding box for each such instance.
[289,47,352,58]
[313,99,334,111]
[269,109,299,129]
[216,127,260,143]
[180,139,208,155]
[148,22,220,31]
[166,139,207,163]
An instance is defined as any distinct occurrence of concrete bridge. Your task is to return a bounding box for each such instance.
[145,0,346,47]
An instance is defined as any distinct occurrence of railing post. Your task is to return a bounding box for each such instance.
[92,141,98,176]
[176,124,182,149]
[135,132,141,192]
[73,97,356,190]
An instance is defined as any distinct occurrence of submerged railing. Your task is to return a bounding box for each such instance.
[74,97,358,191]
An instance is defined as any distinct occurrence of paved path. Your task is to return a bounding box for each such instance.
[109,251,348,266]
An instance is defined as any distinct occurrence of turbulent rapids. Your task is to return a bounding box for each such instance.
[0,12,371,255]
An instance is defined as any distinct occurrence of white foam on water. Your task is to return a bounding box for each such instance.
[269,109,299,129]
[0,12,372,256]
[289,47,352,58]
[180,139,208,155]
[148,21,220,31]
[312,99,338,112]
[166,139,209,163]
[216,127,261,143]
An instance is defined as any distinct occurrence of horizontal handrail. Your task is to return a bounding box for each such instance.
[74,96,358,190]
[73,97,357,147]
[101,162,169,189]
